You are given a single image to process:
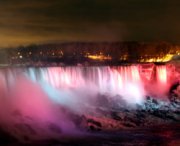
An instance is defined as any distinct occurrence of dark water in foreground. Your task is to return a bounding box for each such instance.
[1,124,179,146]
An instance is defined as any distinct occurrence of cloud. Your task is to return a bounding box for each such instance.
[0,0,179,48]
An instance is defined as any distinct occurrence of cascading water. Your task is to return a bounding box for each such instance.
[0,65,174,105]
[0,64,178,142]
[25,66,145,104]
[26,64,174,100]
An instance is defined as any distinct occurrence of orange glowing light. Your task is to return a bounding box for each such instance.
[87,55,112,60]
[140,54,173,63]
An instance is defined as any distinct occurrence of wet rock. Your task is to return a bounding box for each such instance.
[122,122,136,127]
[169,82,180,102]
[83,94,180,130]
[86,118,102,131]
[87,119,102,128]
[111,112,122,121]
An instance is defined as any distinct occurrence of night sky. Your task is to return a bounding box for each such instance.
[0,0,180,48]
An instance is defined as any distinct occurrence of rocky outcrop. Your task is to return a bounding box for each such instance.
[80,95,180,132]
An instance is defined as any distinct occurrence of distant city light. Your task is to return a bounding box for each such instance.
[4,43,180,65]
[87,55,112,60]
[140,54,174,63]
